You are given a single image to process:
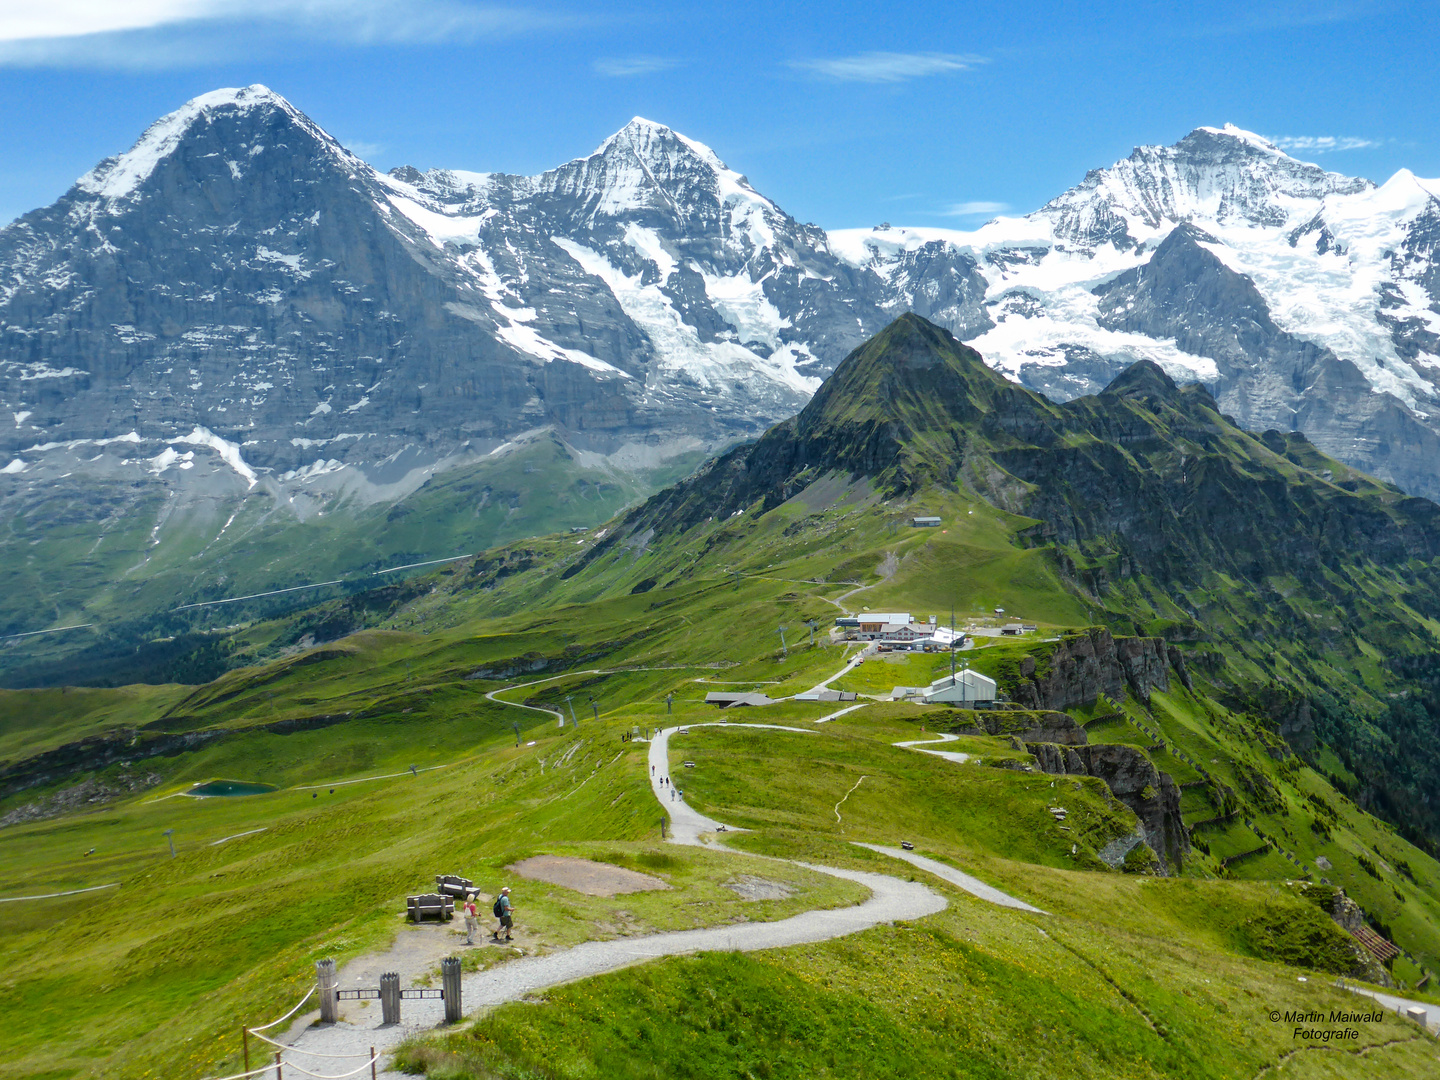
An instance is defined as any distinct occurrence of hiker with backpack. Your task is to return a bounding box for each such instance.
[491,887,514,941]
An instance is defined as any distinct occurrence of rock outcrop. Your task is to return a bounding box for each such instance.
[1026,742,1189,874]
[1006,628,1172,710]
[933,708,1087,745]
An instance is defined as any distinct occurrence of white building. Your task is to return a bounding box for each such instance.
[922,669,997,705]
[853,613,914,640]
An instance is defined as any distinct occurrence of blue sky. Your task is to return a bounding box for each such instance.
[0,0,1433,228]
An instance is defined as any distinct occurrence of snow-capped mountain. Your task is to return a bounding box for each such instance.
[832,125,1440,498]
[3,89,1440,533]
[0,87,900,507]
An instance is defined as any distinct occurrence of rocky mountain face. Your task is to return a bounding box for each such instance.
[0,86,901,495]
[3,90,1440,645]
[11,93,1436,507]
[1003,627,1182,711]
[832,126,1440,499]
[0,87,900,643]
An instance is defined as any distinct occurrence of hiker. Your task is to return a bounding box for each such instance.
[492,887,514,941]
[463,893,479,945]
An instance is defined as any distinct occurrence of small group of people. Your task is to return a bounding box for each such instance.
[461,886,514,945]
[652,765,683,802]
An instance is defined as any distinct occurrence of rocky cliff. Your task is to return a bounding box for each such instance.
[1004,628,1177,710]
[1027,741,1190,874]
[931,708,1087,745]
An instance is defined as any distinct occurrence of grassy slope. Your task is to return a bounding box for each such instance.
[0,701,870,1080]
[400,725,1439,1080]
[5,434,1440,1075]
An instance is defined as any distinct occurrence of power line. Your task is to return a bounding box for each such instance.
[171,579,347,611]
[0,623,94,641]
[372,554,471,575]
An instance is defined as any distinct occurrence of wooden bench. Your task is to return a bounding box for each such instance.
[406,893,454,922]
[434,874,476,898]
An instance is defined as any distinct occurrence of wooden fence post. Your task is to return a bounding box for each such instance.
[442,956,462,1024]
[371,1045,378,1080]
[380,972,401,1025]
[274,1050,283,1079]
[317,957,338,1024]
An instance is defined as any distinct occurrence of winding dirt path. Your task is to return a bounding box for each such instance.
[269,698,1046,1077]
[893,732,971,764]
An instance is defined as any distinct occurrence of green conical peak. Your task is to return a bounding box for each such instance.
[1101,359,1180,402]
[798,313,1020,438]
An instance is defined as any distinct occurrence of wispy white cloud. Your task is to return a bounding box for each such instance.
[340,138,384,158]
[0,1,574,67]
[1268,134,1382,154]
[790,51,986,84]
[0,1,210,42]
[592,55,677,77]
[941,200,1008,217]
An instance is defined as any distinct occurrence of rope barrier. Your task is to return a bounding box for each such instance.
[249,987,316,1032]
[248,1030,372,1059]
[194,1064,282,1080]
[272,1053,381,1079]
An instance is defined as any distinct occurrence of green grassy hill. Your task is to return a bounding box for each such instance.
[5,314,1440,1077]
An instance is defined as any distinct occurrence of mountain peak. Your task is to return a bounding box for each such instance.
[799,313,1023,443]
[591,116,729,176]
[75,84,333,205]
[1190,123,1288,157]
[1100,359,1181,403]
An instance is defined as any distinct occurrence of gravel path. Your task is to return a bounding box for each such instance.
[1336,981,1440,1035]
[815,702,870,724]
[893,732,971,764]
[648,722,816,843]
[853,843,1047,914]
[267,722,1000,1077]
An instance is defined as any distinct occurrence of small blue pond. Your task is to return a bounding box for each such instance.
[188,780,277,797]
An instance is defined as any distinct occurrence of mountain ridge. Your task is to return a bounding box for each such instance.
[5,88,1440,661]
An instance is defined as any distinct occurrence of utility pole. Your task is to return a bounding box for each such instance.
[590,696,599,721]
[565,695,578,727]
[513,722,521,747]
[806,619,819,646]
[164,828,175,858]
[666,692,674,715]
[777,625,788,657]
[951,602,957,683]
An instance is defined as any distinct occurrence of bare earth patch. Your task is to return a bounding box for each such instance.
[506,856,671,897]
[721,875,794,901]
